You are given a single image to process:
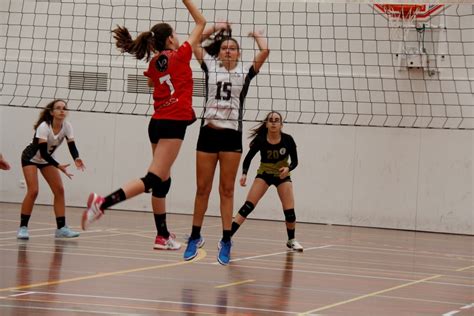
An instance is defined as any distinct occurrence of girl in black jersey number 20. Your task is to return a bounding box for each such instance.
[183,23,269,265]
[18,99,85,240]
[232,111,303,252]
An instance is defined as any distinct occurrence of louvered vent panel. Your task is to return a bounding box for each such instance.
[69,71,108,91]
[193,77,206,97]
[127,74,152,94]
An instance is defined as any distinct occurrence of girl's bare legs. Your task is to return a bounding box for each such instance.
[217,152,241,231]
[21,165,39,217]
[41,166,65,218]
[276,182,295,230]
[277,182,302,251]
[192,151,218,227]
[233,178,269,226]
[17,165,39,239]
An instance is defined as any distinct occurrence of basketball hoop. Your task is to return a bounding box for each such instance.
[381,4,426,19]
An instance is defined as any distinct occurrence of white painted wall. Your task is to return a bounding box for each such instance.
[0,1,472,234]
[1,106,472,234]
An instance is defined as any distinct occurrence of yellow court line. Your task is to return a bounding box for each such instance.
[215,279,255,289]
[0,249,207,293]
[299,274,442,315]
[456,265,474,272]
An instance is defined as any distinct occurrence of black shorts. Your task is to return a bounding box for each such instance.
[256,172,292,187]
[148,119,194,144]
[21,159,53,169]
[196,125,242,153]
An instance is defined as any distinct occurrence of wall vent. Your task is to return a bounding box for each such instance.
[127,74,152,94]
[69,71,108,91]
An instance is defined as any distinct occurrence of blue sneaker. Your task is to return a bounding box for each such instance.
[17,226,29,240]
[217,240,232,265]
[183,236,205,261]
[55,226,80,238]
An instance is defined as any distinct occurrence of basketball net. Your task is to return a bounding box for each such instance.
[384,4,424,44]
[383,4,425,69]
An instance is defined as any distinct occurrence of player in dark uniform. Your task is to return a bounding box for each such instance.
[81,0,206,251]
[232,111,303,251]
[183,23,269,265]
[18,99,85,240]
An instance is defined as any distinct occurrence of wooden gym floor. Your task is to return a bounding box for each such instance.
[0,202,472,315]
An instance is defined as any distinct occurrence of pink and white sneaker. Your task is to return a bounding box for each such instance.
[154,233,181,250]
[81,192,105,230]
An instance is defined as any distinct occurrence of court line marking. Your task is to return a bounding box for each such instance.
[442,311,460,316]
[6,290,300,314]
[0,228,104,241]
[456,265,473,272]
[2,297,219,315]
[377,294,469,306]
[9,291,34,297]
[0,227,55,235]
[0,246,184,264]
[215,279,255,288]
[298,274,443,315]
[0,303,143,315]
[328,244,473,261]
[211,245,332,265]
[0,249,207,293]
[442,303,474,316]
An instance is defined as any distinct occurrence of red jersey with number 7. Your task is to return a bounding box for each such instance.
[144,41,195,121]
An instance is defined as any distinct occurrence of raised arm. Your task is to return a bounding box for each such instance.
[193,22,230,64]
[249,30,270,73]
[182,0,206,48]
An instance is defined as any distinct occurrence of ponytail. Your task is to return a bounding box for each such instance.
[112,23,173,61]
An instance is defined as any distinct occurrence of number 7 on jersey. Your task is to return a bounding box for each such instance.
[159,74,175,95]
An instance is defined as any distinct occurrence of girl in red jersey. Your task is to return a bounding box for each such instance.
[81,0,206,251]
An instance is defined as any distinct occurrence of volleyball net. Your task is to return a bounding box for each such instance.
[1,0,472,129]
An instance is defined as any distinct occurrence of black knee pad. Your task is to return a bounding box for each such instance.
[141,172,160,193]
[284,208,296,223]
[152,177,171,198]
[238,201,255,218]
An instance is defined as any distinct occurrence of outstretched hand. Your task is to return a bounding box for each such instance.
[240,174,247,187]
[279,167,290,179]
[248,29,265,38]
[0,154,11,170]
[215,21,231,32]
[58,164,73,180]
[74,158,85,171]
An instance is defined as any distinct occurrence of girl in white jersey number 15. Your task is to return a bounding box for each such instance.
[18,99,85,240]
[183,23,269,265]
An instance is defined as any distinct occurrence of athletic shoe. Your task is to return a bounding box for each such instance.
[287,239,304,252]
[217,239,232,265]
[154,233,181,250]
[81,192,104,230]
[183,236,205,261]
[55,226,80,238]
[17,226,29,240]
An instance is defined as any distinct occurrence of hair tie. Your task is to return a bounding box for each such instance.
[150,31,155,37]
